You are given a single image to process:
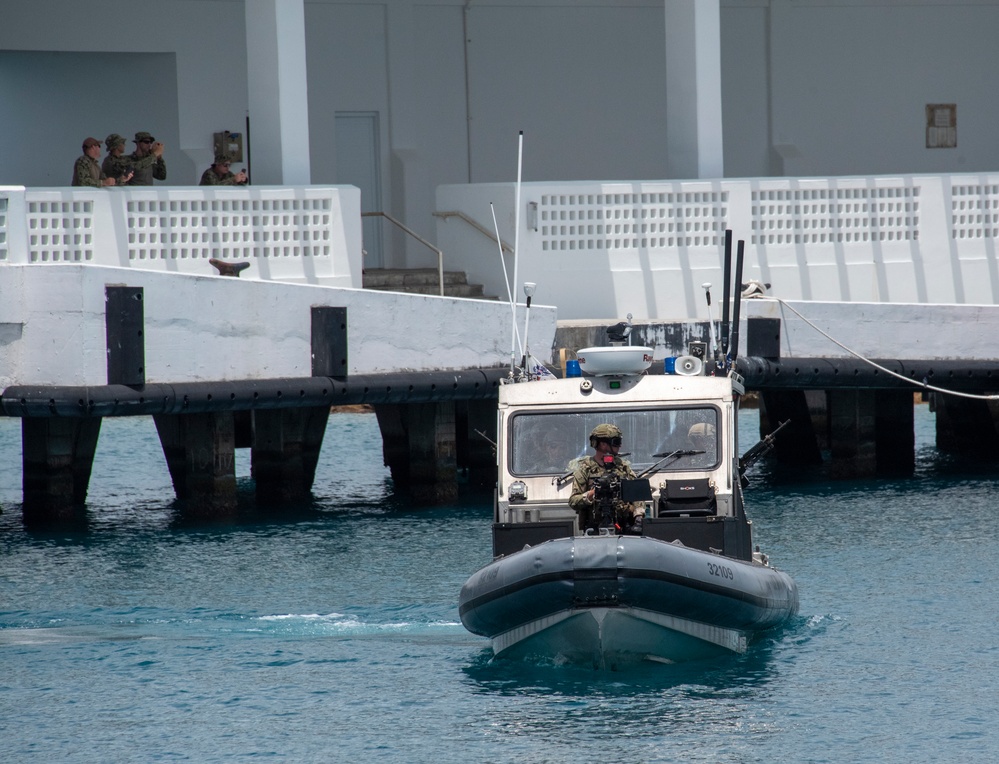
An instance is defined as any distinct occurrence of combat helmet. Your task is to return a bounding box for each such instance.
[589,423,623,448]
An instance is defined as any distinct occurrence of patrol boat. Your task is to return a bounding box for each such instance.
[458,343,799,668]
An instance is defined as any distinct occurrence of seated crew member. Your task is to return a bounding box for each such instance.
[686,422,717,468]
[568,423,645,534]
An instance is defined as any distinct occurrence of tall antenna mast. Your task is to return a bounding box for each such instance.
[720,229,732,357]
[509,131,524,374]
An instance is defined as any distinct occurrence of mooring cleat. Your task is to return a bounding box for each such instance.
[209,258,251,277]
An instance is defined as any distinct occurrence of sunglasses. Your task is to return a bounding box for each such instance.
[600,437,623,447]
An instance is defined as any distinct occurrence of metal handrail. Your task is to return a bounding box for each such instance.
[362,211,444,296]
[433,210,514,254]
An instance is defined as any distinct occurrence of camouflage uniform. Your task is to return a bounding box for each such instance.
[109,151,161,183]
[126,132,166,185]
[200,152,247,186]
[71,155,105,187]
[199,168,246,186]
[101,134,135,184]
[127,153,166,185]
[568,455,643,530]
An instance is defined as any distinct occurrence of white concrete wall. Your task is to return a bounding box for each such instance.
[744,299,999,362]
[5,0,999,269]
[0,185,363,287]
[437,172,999,321]
[0,263,557,389]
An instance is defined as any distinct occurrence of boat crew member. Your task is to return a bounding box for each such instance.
[684,421,718,469]
[568,423,645,534]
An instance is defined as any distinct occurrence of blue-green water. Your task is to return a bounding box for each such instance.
[2,407,998,763]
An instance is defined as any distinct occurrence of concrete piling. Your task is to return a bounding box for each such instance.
[21,417,102,522]
[251,407,331,503]
[154,412,238,515]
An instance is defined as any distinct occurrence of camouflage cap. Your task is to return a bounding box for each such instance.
[134,131,155,143]
[213,152,233,165]
[105,133,125,150]
[589,423,623,445]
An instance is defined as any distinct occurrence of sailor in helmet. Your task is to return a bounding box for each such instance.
[568,423,645,534]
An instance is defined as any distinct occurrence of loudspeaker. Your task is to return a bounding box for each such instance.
[674,355,703,376]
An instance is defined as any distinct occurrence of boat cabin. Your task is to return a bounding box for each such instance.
[492,369,753,561]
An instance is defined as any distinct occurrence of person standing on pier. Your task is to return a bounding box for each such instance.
[100,134,134,186]
[71,137,116,187]
[126,131,167,185]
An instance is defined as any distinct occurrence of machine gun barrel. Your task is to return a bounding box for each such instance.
[738,419,790,474]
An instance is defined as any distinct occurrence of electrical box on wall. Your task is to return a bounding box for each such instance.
[213,131,244,162]
[926,104,956,149]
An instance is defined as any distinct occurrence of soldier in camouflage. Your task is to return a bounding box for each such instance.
[199,153,248,186]
[100,134,134,186]
[568,423,646,534]
[126,131,167,185]
[71,137,115,187]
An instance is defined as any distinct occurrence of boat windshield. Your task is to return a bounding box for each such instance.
[508,406,721,476]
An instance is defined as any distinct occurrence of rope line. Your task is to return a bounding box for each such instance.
[762,297,999,402]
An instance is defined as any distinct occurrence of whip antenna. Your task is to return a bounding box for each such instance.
[509,131,524,374]
[491,202,522,367]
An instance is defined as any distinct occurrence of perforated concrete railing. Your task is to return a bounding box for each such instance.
[950,182,999,240]
[537,190,729,251]
[23,198,96,262]
[126,196,335,263]
[436,173,999,318]
[0,186,361,285]
[749,185,920,246]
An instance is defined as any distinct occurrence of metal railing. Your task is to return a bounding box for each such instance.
[362,211,444,296]
[433,210,514,254]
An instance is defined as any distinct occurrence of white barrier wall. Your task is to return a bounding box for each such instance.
[0,185,363,287]
[437,174,999,321]
[743,299,999,363]
[0,263,556,389]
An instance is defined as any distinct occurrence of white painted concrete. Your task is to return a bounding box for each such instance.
[437,172,999,321]
[0,185,362,287]
[743,299,999,363]
[0,263,557,390]
[665,0,724,179]
[246,0,312,185]
[5,0,999,265]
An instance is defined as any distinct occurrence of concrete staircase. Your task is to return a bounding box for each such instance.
[362,268,495,299]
